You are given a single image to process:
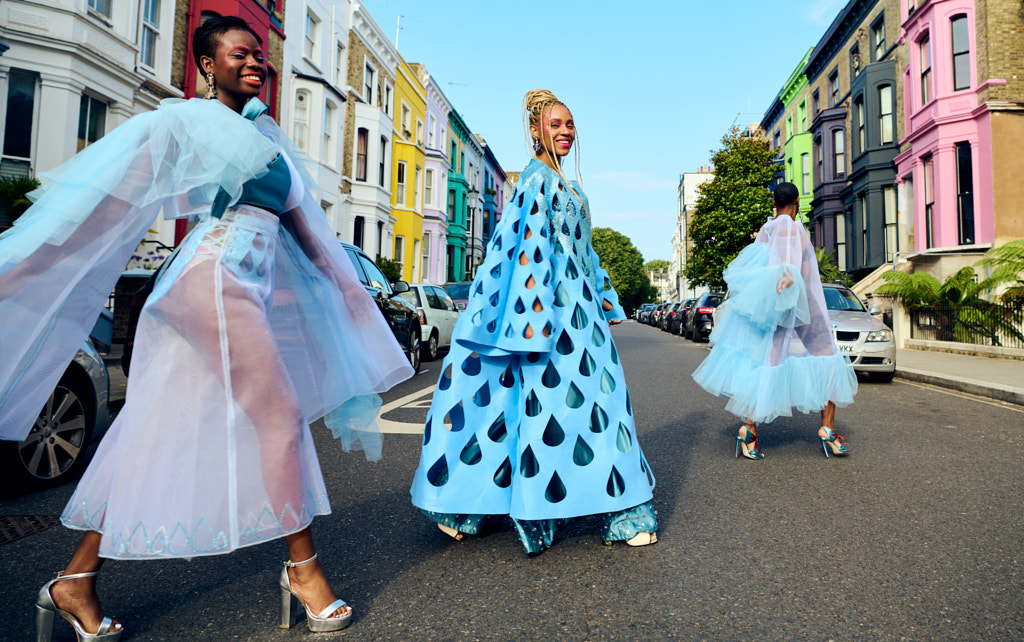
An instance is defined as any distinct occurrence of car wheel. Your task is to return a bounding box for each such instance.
[869,371,895,383]
[408,326,421,373]
[422,332,439,361]
[0,373,94,491]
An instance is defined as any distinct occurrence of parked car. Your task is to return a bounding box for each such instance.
[822,283,896,382]
[443,282,473,311]
[1,318,112,492]
[671,298,696,335]
[686,292,723,342]
[397,283,460,361]
[660,302,682,331]
[647,303,664,326]
[636,303,655,321]
[341,243,422,373]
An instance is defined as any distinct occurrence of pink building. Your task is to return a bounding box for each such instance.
[894,0,1024,258]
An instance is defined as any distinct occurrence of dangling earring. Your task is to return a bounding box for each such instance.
[205,73,217,99]
[532,137,542,154]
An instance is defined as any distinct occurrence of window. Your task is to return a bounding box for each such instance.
[483,209,491,236]
[798,100,807,132]
[88,0,111,17]
[414,166,421,210]
[140,0,160,69]
[293,90,310,151]
[812,91,820,118]
[956,142,975,245]
[422,232,430,270]
[920,35,932,104]
[356,128,368,181]
[379,137,387,187]
[322,102,337,165]
[424,168,434,206]
[879,85,893,145]
[836,212,847,271]
[377,221,384,258]
[396,161,407,205]
[460,152,465,174]
[850,43,861,78]
[854,97,865,154]
[829,69,839,107]
[952,15,970,91]
[427,115,436,148]
[923,155,935,248]
[859,193,868,265]
[786,115,792,139]
[334,43,345,87]
[773,129,781,150]
[872,17,886,61]
[801,153,810,195]
[77,95,106,152]
[363,63,375,104]
[450,140,457,168]
[833,129,845,177]
[447,189,456,222]
[883,186,897,262]
[304,12,320,61]
[394,235,404,274]
[353,216,365,249]
[815,136,823,184]
[401,102,411,136]
[3,72,36,160]
[416,118,424,146]
[384,83,393,115]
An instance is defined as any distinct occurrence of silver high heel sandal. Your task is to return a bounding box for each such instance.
[36,571,122,642]
[279,553,352,632]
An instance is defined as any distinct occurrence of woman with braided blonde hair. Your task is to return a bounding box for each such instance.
[410,89,657,554]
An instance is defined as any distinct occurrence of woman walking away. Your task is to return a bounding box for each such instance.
[410,89,657,554]
[692,182,857,459]
[0,16,412,640]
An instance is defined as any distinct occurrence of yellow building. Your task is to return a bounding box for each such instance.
[390,55,427,283]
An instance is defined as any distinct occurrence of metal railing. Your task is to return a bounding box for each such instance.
[909,302,1024,349]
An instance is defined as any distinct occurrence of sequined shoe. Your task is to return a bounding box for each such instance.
[36,572,122,642]
[279,554,351,632]
[819,427,850,457]
[735,425,764,459]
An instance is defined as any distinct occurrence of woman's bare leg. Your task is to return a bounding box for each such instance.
[283,529,352,619]
[48,531,122,634]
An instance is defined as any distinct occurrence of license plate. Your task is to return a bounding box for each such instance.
[838,344,854,355]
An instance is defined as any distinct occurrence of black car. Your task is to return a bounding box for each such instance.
[685,292,723,342]
[671,298,696,335]
[660,302,682,331]
[341,243,422,374]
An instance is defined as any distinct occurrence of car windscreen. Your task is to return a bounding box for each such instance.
[823,287,866,311]
[704,296,722,307]
[397,289,421,307]
[446,283,471,299]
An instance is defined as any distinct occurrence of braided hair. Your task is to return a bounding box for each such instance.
[522,89,584,209]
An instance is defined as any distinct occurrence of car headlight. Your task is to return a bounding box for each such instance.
[866,329,892,342]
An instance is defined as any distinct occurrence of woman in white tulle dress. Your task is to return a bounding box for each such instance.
[0,17,411,640]
[692,182,857,460]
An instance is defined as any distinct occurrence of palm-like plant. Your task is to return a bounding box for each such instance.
[876,267,1023,346]
[975,239,1024,304]
[815,247,851,285]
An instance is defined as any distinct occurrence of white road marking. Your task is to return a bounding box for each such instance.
[377,385,435,434]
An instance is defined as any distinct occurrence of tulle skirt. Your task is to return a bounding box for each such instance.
[62,207,330,559]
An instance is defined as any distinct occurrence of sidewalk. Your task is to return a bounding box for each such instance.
[895,348,1024,406]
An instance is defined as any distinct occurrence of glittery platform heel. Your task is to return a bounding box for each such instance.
[279,554,351,632]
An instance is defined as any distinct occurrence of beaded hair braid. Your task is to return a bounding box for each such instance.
[522,89,585,211]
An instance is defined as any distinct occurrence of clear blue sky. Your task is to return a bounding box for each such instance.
[362,0,848,262]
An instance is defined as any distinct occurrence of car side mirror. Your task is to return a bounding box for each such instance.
[868,305,881,315]
[391,280,410,294]
[456,302,466,311]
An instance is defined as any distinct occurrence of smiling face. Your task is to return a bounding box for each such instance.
[530,103,575,168]
[200,28,266,113]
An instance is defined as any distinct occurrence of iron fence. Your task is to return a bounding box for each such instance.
[910,302,1024,349]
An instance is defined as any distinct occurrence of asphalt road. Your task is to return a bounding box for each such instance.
[2,321,1022,641]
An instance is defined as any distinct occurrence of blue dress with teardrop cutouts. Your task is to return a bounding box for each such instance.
[410,159,656,553]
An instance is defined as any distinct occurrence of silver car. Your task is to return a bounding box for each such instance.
[398,284,460,361]
[823,283,896,383]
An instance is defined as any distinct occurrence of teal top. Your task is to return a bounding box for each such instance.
[210,99,292,218]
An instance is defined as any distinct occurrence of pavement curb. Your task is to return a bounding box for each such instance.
[895,367,1024,406]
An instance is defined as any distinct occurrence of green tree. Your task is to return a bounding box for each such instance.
[816,248,852,286]
[591,227,651,314]
[375,256,402,283]
[975,239,1024,304]
[876,267,1023,346]
[0,175,41,227]
[685,126,776,289]
[644,259,670,273]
